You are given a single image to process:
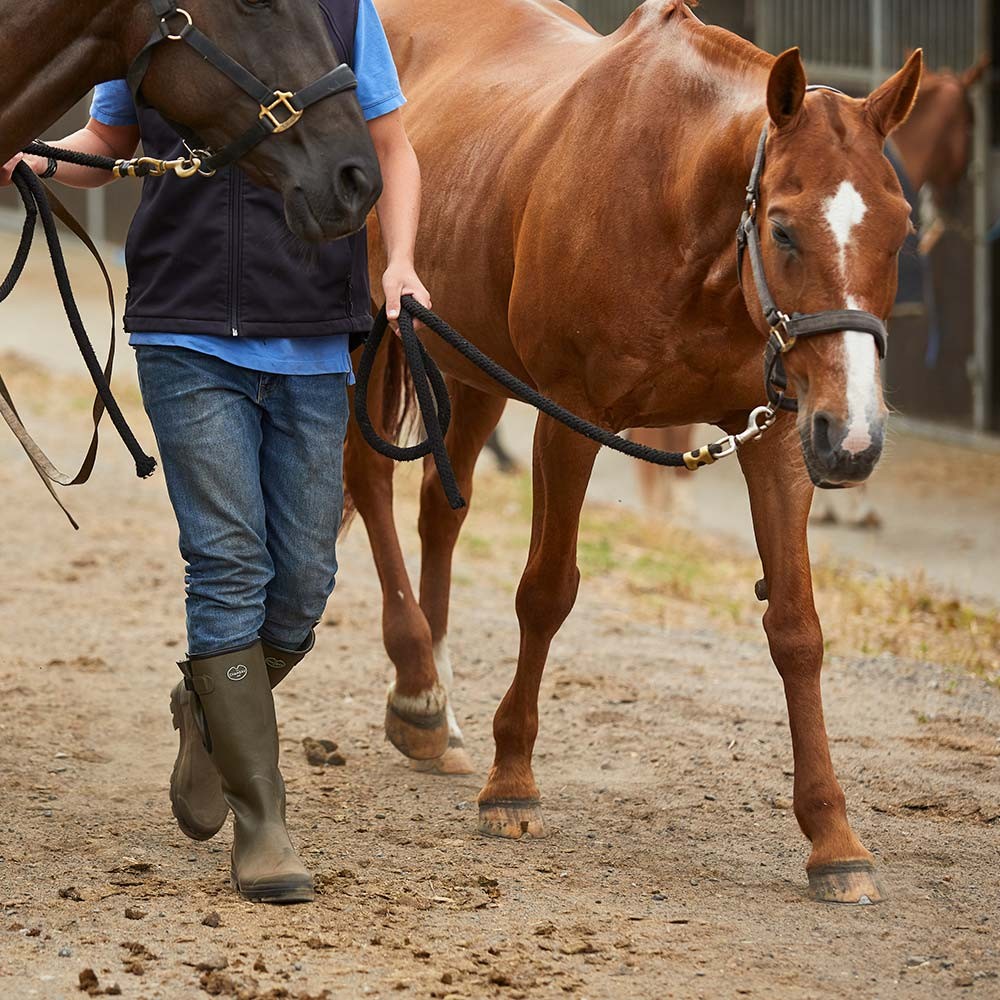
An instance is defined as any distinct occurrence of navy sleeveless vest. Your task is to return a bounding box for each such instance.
[123,0,372,341]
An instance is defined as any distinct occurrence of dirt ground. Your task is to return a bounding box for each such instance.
[0,234,999,999]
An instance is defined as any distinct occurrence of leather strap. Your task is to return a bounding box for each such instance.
[128,1,359,175]
[736,118,890,414]
[0,182,120,527]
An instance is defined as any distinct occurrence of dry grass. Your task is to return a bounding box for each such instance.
[451,468,1000,685]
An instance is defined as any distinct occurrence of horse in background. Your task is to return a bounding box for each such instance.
[633,54,990,524]
[346,0,920,904]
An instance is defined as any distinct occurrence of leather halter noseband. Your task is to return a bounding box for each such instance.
[124,0,359,177]
[736,88,889,413]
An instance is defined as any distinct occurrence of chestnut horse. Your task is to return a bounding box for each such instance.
[345,0,920,903]
[0,0,380,241]
[636,54,990,517]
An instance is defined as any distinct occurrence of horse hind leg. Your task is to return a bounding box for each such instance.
[344,343,449,761]
[478,413,600,839]
[412,380,509,776]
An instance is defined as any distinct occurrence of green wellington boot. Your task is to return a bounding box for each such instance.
[170,634,314,841]
[181,641,314,904]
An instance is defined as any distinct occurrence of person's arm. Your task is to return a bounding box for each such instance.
[0,119,139,189]
[368,108,430,327]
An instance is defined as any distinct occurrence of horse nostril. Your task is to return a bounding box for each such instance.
[811,412,839,464]
[337,164,373,208]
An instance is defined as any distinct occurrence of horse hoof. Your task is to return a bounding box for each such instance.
[384,683,450,760]
[410,742,476,775]
[807,861,885,905]
[854,511,883,531]
[478,800,547,839]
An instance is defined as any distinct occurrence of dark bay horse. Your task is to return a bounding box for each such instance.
[345,0,920,904]
[0,0,380,240]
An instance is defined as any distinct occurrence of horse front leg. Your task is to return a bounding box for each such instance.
[738,421,882,905]
[414,380,508,776]
[478,414,600,839]
[344,368,449,762]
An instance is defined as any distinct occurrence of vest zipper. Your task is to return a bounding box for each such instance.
[229,171,243,336]
[345,238,354,317]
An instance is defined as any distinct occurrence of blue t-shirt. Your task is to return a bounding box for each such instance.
[90,0,404,377]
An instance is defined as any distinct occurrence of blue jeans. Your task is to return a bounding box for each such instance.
[136,346,349,658]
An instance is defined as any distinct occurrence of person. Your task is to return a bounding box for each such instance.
[1,0,429,905]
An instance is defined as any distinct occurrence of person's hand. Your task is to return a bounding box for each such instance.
[1,154,24,187]
[382,261,431,336]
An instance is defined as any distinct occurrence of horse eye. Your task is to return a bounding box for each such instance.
[771,223,796,252]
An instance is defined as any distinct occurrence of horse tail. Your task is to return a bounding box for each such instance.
[341,332,417,535]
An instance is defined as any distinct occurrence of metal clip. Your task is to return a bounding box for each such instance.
[161,7,193,40]
[259,91,303,134]
[734,404,779,446]
[683,405,778,472]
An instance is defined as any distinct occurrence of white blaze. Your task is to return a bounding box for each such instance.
[823,182,880,456]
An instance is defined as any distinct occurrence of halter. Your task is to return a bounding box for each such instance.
[122,0,360,178]
[735,87,889,413]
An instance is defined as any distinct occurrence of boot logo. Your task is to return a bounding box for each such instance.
[265,656,287,670]
[227,664,249,682]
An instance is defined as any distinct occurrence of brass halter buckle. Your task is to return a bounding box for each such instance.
[769,312,797,353]
[259,91,303,134]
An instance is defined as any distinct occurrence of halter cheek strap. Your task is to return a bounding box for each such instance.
[126,0,359,176]
[736,113,889,413]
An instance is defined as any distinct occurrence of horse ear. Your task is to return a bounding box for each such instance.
[767,48,807,129]
[865,49,923,139]
[961,54,990,89]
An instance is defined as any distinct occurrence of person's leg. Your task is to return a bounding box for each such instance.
[138,345,270,837]
[137,347,273,657]
[258,372,351,684]
[137,348,313,902]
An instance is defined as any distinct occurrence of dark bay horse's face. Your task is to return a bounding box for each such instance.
[748,50,922,488]
[134,0,381,242]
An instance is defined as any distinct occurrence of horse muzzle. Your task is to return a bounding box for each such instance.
[800,410,886,489]
[282,160,382,243]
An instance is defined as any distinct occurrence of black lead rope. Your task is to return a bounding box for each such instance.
[354,296,731,511]
[0,163,157,494]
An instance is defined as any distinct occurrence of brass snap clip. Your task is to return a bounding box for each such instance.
[259,91,303,134]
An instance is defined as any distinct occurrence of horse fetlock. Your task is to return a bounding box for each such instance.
[384,682,450,760]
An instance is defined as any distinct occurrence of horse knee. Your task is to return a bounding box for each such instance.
[763,605,824,677]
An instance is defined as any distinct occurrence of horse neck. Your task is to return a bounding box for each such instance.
[576,27,769,308]
[0,0,142,158]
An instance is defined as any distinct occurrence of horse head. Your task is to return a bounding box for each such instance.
[130,0,382,242]
[742,49,922,488]
[893,54,989,197]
